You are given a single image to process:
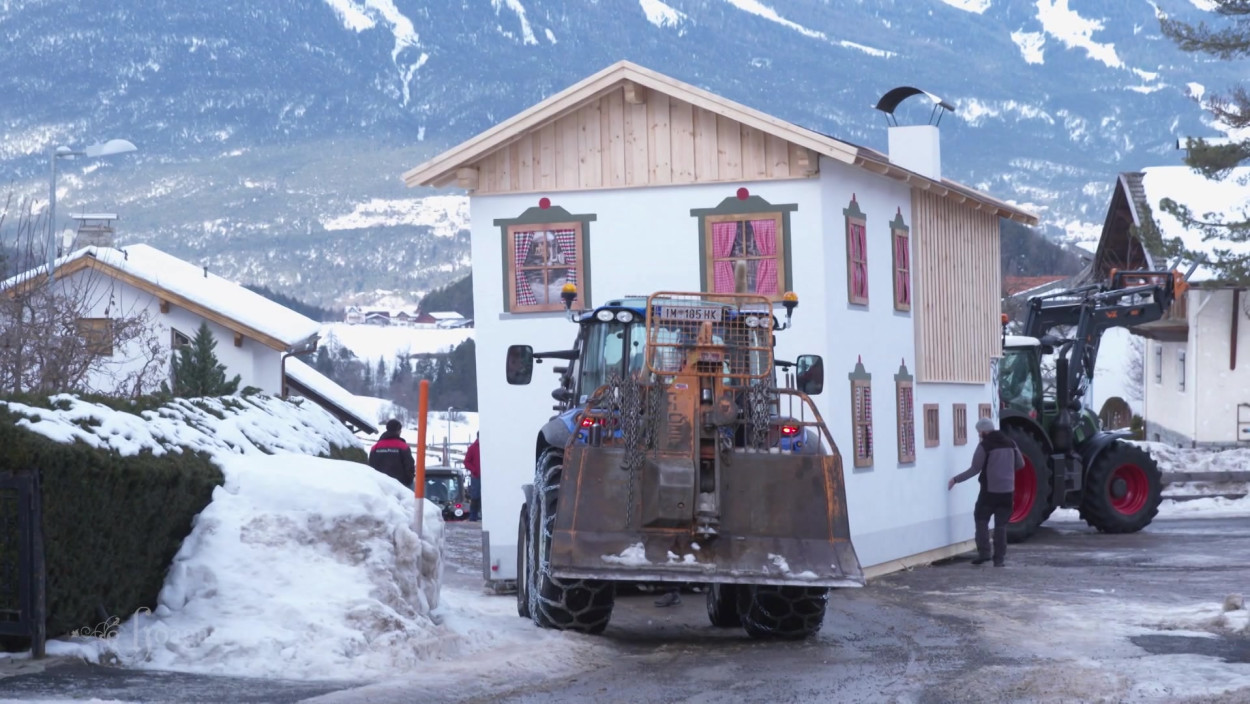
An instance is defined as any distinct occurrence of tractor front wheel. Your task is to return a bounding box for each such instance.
[738,585,829,639]
[1078,441,1162,533]
[1004,426,1053,543]
[529,449,615,633]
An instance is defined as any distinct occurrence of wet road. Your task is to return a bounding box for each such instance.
[5,513,1250,703]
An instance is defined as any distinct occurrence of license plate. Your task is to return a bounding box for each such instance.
[655,305,722,322]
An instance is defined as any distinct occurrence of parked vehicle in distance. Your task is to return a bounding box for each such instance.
[424,466,470,521]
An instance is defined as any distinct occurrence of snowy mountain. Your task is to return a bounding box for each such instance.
[0,0,1237,304]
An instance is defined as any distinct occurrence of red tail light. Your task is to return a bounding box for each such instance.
[580,416,596,428]
[780,424,800,436]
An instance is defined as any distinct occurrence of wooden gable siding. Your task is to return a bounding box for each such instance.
[912,190,1001,383]
[470,86,817,195]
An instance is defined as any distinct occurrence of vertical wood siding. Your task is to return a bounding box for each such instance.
[912,191,1001,383]
[470,87,817,194]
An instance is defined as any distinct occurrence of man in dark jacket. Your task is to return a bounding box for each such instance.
[464,433,481,521]
[948,417,1025,566]
[369,419,415,490]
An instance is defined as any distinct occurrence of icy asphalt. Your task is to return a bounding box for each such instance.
[4,513,1250,704]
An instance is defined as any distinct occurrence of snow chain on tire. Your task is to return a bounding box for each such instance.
[530,449,615,634]
[738,585,829,640]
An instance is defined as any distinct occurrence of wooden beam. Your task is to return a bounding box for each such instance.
[456,167,479,191]
[159,299,170,314]
[623,81,646,105]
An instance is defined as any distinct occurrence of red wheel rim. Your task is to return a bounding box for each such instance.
[1109,463,1149,515]
[1010,456,1037,523]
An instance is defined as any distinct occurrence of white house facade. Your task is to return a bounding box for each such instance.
[404,61,1036,580]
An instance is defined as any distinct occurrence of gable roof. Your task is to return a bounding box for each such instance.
[284,358,377,435]
[4,244,320,352]
[403,60,1037,225]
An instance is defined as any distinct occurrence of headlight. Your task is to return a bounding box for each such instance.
[596,309,614,321]
[745,316,760,328]
[615,310,634,323]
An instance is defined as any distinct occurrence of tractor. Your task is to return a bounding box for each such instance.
[1000,269,1185,542]
[504,286,863,639]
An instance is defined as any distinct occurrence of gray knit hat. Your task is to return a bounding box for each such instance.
[975,417,996,434]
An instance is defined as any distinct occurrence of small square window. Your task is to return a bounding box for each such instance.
[851,379,874,467]
[506,224,586,313]
[978,403,993,420]
[705,214,787,298]
[77,318,113,357]
[953,404,968,446]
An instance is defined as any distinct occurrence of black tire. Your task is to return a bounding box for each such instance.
[706,583,741,628]
[516,502,531,619]
[1078,441,1162,533]
[531,448,615,634]
[737,585,828,639]
[1004,426,1053,544]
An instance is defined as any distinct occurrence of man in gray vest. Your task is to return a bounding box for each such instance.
[948,417,1025,566]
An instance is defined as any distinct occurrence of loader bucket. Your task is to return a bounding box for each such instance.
[548,443,864,588]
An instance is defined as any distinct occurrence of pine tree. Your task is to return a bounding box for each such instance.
[165,321,242,397]
[1161,2,1250,283]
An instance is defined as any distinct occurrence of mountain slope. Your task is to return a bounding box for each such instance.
[0,0,1236,304]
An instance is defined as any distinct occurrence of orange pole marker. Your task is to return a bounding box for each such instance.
[416,379,429,502]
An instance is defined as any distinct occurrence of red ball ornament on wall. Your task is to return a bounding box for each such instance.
[736,187,749,200]
[539,197,551,209]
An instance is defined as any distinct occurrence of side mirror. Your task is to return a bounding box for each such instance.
[795,354,824,396]
[505,345,534,385]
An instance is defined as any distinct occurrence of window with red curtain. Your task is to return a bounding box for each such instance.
[704,214,785,298]
[845,196,868,305]
[891,210,911,312]
[506,223,584,313]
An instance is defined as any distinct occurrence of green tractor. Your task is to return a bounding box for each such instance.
[999,270,1185,542]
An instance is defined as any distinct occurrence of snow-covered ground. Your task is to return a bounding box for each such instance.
[320,322,472,367]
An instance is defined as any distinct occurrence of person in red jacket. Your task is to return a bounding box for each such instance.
[369,419,415,490]
[464,433,481,521]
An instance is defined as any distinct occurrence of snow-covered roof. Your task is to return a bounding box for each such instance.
[428,311,464,320]
[284,358,377,434]
[4,244,321,351]
[1141,165,1250,283]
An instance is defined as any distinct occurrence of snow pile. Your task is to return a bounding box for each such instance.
[1136,441,1250,476]
[1141,594,1250,636]
[601,543,649,566]
[87,455,446,680]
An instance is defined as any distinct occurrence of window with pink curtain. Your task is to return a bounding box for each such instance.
[510,225,581,311]
[707,216,784,296]
[893,231,911,310]
[848,221,868,304]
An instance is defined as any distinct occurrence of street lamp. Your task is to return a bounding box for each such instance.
[445,406,456,464]
[48,139,137,279]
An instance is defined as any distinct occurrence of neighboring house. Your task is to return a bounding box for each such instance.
[362,310,391,326]
[1102,166,1250,447]
[429,311,466,328]
[284,358,377,434]
[403,61,1037,576]
[4,243,373,433]
[344,306,365,324]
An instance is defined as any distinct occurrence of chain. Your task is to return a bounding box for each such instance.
[746,380,775,451]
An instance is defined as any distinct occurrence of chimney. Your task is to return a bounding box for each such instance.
[69,212,118,250]
[874,87,954,182]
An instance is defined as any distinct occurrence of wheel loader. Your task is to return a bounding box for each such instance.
[1000,269,1186,542]
[504,286,863,638]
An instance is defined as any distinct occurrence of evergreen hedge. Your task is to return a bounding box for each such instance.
[0,404,222,640]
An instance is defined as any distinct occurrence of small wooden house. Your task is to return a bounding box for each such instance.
[404,61,1036,579]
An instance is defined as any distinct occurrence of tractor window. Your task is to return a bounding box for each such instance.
[999,348,1040,414]
[578,322,628,402]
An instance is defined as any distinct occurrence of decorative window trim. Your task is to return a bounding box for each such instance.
[77,318,114,357]
[923,403,940,448]
[953,404,968,446]
[894,361,915,464]
[849,358,873,468]
[495,205,596,313]
[691,195,797,301]
[890,209,911,312]
[978,403,993,420]
[845,195,868,306]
